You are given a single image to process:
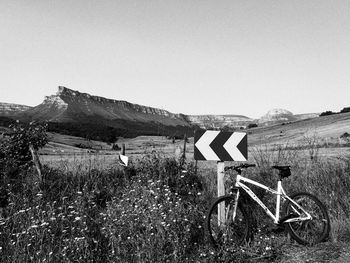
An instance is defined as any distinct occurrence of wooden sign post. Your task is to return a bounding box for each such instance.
[29,144,43,183]
[194,130,248,225]
[118,144,128,167]
[217,161,225,225]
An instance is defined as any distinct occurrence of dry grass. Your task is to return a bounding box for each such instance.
[2,130,350,262]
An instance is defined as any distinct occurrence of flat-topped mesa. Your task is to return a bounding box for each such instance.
[56,86,183,118]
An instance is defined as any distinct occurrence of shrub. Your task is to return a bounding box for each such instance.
[247,123,258,129]
[320,111,336,116]
[0,154,208,262]
[0,121,48,166]
[340,132,350,143]
[111,143,121,151]
[340,107,350,114]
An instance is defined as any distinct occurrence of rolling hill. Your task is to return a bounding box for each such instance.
[248,111,350,147]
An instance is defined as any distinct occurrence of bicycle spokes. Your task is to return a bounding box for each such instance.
[207,196,250,247]
[283,193,330,245]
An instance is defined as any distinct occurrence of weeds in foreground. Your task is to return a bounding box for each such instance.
[1,144,350,262]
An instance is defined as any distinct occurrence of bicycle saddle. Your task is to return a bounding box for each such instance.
[272,166,291,178]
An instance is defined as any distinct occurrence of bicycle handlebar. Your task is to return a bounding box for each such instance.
[224,163,256,172]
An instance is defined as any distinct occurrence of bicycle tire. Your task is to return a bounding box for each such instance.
[206,194,252,248]
[282,192,330,245]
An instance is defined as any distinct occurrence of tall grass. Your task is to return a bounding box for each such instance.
[1,145,350,262]
[0,154,207,262]
[251,144,350,243]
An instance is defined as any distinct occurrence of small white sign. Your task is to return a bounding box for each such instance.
[118,154,128,166]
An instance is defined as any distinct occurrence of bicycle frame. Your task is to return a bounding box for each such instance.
[233,174,312,224]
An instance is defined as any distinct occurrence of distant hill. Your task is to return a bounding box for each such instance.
[0,102,31,116]
[18,86,190,126]
[0,86,335,141]
[249,111,350,147]
[258,108,318,126]
[0,86,256,140]
[185,115,253,129]
[12,86,198,141]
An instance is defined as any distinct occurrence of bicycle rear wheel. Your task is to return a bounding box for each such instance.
[206,195,252,248]
[282,192,330,245]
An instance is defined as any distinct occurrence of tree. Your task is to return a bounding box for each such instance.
[247,123,258,129]
[340,132,350,143]
[340,107,350,114]
[1,121,48,166]
[319,111,335,117]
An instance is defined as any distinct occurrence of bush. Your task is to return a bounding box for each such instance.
[0,121,48,166]
[340,107,350,114]
[320,111,336,117]
[0,154,208,262]
[247,123,258,129]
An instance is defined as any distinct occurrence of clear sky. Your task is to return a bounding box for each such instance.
[1,0,350,118]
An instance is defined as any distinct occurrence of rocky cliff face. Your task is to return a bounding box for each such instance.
[258,109,318,125]
[258,108,296,125]
[16,86,190,127]
[185,114,252,129]
[0,102,31,116]
[56,86,186,121]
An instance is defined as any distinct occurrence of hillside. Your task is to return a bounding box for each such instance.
[14,86,197,140]
[248,111,350,147]
[0,86,338,141]
[185,114,252,129]
[0,102,31,116]
[18,86,190,126]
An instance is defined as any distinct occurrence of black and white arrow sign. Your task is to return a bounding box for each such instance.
[194,130,247,161]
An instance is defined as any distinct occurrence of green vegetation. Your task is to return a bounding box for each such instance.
[320,111,336,117]
[0,121,48,168]
[47,121,197,143]
[1,125,350,262]
[247,123,258,129]
[0,116,15,128]
[320,107,350,116]
[340,107,350,114]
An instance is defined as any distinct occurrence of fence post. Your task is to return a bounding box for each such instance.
[181,134,187,165]
[122,144,126,155]
[29,144,43,183]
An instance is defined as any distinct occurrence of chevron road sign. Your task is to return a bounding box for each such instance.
[194,130,248,161]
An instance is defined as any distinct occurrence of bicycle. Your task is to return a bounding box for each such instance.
[206,163,330,248]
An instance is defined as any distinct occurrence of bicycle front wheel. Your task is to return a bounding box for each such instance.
[206,195,251,248]
[282,192,330,245]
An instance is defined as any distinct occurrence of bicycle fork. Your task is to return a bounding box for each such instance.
[226,188,240,224]
[232,188,240,221]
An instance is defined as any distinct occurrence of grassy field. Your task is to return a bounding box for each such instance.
[2,144,350,262]
[38,112,350,164]
[2,113,350,262]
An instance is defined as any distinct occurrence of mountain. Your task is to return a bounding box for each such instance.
[0,87,321,140]
[14,86,197,140]
[14,87,254,131]
[0,102,32,116]
[258,108,318,126]
[186,115,252,129]
[18,86,189,126]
